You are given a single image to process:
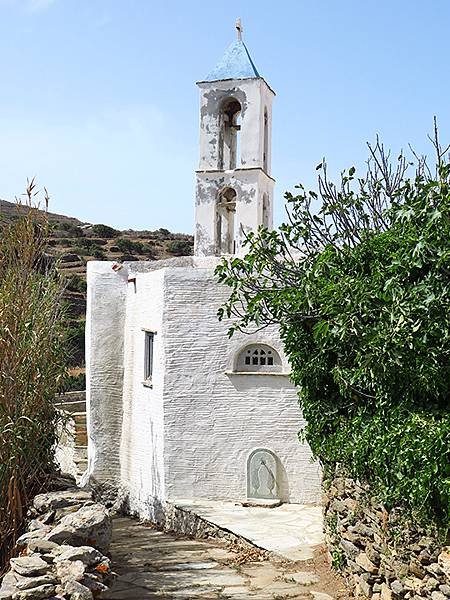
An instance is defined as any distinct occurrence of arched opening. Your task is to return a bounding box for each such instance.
[262,193,270,228]
[216,187,237,255]
[235,343,282,373]
[263,107,269,172]
[219,98,242,170]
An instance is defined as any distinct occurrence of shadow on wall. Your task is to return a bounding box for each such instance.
[226,374,296,394]
[276,453,290,503]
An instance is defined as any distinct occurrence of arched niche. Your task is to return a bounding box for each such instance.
[218,97,242,170]
[215,187,237,255]
[247,448,279,500]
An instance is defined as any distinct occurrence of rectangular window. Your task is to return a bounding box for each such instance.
[144,331,154,383]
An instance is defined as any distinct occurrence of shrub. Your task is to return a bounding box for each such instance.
[60,222,83,237]
[115,238,145,254]
[67,274,87,294]
[91,248,106,260]
[0,182,67,571]
[90,223,119,238]
[217,131,450,528]
[167,239,193,256]
[59,371,86,392]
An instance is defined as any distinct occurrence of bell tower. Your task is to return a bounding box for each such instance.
[194,19,275,257]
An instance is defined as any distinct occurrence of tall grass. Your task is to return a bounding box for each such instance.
[0,181,67,573]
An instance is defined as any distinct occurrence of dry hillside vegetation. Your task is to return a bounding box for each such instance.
[0,199,193,381]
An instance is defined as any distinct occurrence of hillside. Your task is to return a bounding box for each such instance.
[0,199,194,384]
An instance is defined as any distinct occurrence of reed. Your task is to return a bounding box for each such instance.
[0,181,67,573]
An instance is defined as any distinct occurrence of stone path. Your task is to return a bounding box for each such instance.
[174,500,324,561]
[103,517,350,599]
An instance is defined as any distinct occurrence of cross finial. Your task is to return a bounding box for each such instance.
[235,17,243,41]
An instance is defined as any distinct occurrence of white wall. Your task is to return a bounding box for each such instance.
[87,259,322,516]
[85,261,128,488]
[119,269,167,519]
[160,267,321,504]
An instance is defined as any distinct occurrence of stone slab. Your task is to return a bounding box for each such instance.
[173,499,324,561]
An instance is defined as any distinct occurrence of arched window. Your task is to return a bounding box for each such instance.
[262,193,270,228]
[216,187,236,255]
[219,98,242,170]
[236,344,282,373]
[263,108,269,172]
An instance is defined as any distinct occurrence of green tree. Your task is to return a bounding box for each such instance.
[216,131,450,527]
[167,239,193,256]
[91,223,119,238]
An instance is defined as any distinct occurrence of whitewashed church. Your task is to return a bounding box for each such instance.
[85,22,321,520]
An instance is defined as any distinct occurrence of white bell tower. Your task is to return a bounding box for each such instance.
[194,19,275,257]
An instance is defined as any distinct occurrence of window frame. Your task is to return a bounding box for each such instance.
[142,329,156,387]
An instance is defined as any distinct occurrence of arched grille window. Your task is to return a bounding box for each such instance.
[236,344,282,373]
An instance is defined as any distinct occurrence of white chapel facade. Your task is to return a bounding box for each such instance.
[85,22,321,520]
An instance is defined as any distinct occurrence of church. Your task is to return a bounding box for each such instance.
[85,21,322,521]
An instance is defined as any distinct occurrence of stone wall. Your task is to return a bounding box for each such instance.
[323,471,450,599]
[0,477,113,600]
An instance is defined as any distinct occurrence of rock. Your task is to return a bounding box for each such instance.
[431,593,448,600]
[80,575,108,594]
[366,543,381,565]
[310,593,334,600]
[409,558,426,578]
[355,552,378,573]
[426,579,441,592]
[10,556,49,577]
[427,563,444,577]
[0,571,18,600]
[63,581,93,600]
[11,584,55,600]
[14,574,57,592]
[439,584,450,596]
[39,512,56,526]
[438,548,450,578]
[33,491,91,514]
[391,579,404,595]
[28,520,49,533]
[403,577,426,594]
[60,254,82,264]
[55,560,85,584]
[340,539,360,558]
[289,571,320,585]
[26,541,60,555]
[419,549,432,564]
[45,504,111,553]
[358,575,372,597]
[16,531,48,548]
[381,583,393,600]
[53,546,103,567]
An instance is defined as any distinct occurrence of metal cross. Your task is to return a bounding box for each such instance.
[235,17,243,41]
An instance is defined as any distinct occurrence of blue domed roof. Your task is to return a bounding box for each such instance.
[204,39,260,82]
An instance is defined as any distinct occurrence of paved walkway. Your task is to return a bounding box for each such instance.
[174,500,324,561]
[103,517,349,599]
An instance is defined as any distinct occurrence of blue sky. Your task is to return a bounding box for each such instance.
[0,0,449,232]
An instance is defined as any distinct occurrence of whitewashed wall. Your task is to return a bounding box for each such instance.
[86,259,322,516]
[161,267,321,504]
[119,269,167,519]
[85,261,128,488]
